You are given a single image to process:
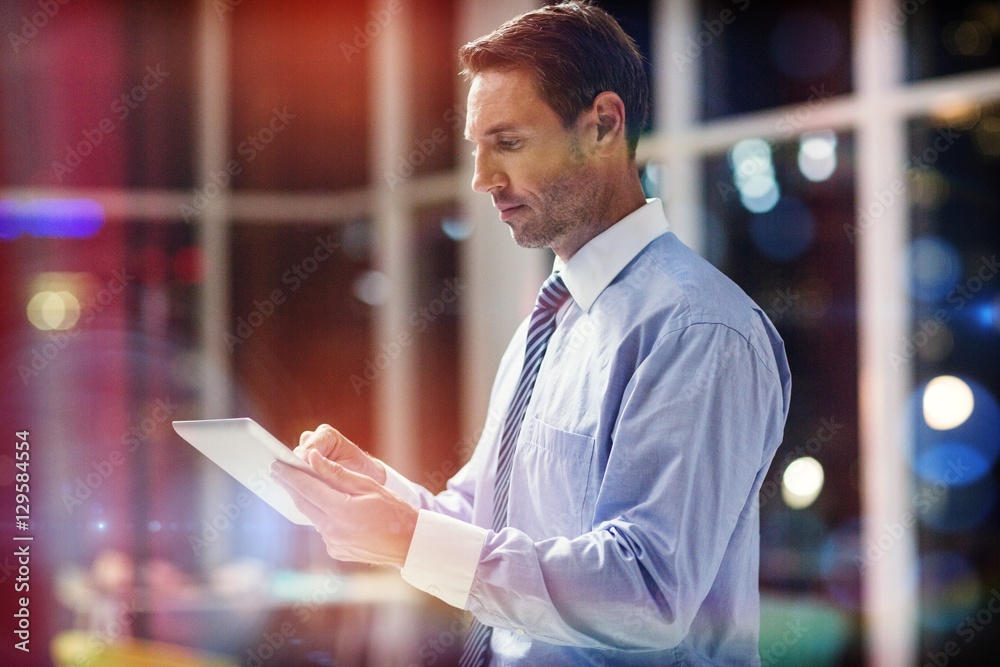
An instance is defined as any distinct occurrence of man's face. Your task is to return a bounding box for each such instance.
[464,68,596,253]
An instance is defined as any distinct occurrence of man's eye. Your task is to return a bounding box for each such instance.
[498,139,520,150]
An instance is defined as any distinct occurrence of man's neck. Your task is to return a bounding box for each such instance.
[552,170,647,262]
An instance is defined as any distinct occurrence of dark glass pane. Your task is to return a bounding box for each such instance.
[229,220,375,456]
[698,0,853,120]
[405,0,460,180]
[0,0,196,188]
[596,0,656,136]
[411,203,464,492]
[907,104,1000,662]
[229,0,372,191]
[906,0,1000,81]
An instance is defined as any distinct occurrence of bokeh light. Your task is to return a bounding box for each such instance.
[441,217,473,241]
[740,175,781,213]
[909,169,951,209]
[908,377,1000,488]
[798,130,838,182]
[917,476,997,533]
[908,236,963,302]
[0,198,104,241]
[782,457,825,509]
[943,20,993,57]
[923,375,975,430]
[730,138,781,214]
[352,270,391,306]
[26,290,82,331]
[973,115,1000,157]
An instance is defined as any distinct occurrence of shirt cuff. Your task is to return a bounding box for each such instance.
[400,509,488,609]
[381,462,422,509]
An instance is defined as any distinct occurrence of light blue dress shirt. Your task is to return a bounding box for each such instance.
[389,199,792,665]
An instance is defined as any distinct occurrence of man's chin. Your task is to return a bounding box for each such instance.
[507,222,547,249]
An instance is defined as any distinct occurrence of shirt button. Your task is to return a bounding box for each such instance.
[515,628,526,635]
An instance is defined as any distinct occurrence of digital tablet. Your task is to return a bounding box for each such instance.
[172,418,315,525]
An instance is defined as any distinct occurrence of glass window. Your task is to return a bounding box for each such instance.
[698,0,853,120]
[905,0,1000,81]
[906,104,1000,661]
[406,0,461,179]
[598,0,656,136]
[411,202,464,491]
[229,0,372,191]
[229,219,376,455]
[0,0,197,188]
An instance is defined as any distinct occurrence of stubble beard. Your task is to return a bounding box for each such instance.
[508,139,594,251]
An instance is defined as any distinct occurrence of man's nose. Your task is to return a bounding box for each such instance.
[471,151,506,194]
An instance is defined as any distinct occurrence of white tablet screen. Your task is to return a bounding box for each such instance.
[173,418,314,525]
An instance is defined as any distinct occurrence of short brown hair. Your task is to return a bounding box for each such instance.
[459,1,649,159]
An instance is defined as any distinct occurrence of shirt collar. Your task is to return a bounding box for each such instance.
[553,198,669,313]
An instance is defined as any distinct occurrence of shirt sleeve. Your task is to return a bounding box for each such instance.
[399,323,787,651]
[380,449,482,522]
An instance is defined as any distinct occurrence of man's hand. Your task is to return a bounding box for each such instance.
[294,424,387,485]
[271,449,417,567]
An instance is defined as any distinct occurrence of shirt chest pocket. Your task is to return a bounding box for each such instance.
[507,418,595,538]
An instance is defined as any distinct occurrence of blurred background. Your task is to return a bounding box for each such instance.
[0,0,998,665]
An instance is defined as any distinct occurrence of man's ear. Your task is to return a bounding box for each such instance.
[590,91,627,156]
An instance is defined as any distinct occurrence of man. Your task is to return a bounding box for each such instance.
[272,2,791,665]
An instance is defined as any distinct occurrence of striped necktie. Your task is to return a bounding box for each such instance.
[460,273,572,667]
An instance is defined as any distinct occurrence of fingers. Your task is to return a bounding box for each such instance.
[295,424,338,459]
[305,449,382,495]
